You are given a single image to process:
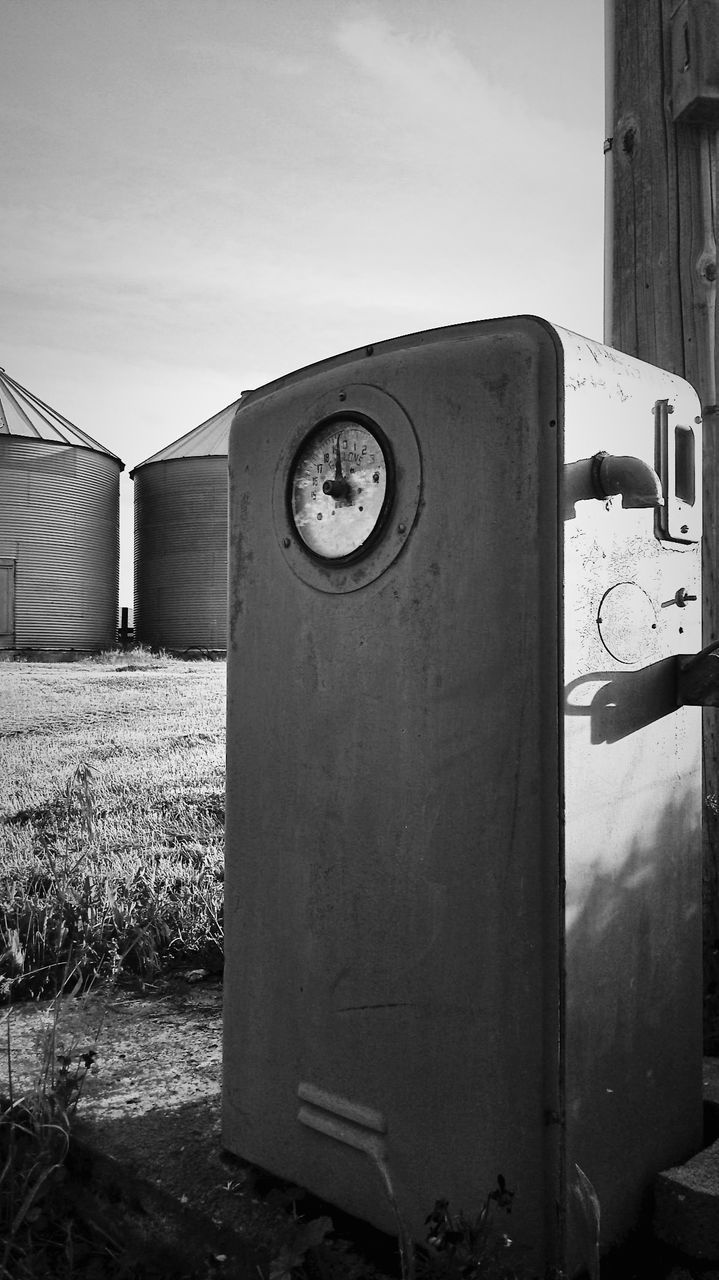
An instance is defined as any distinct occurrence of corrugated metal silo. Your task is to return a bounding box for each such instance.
[131,399,239,652]
[0,369,123,653]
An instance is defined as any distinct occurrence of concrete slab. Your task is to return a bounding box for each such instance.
[654,1131,719,1261]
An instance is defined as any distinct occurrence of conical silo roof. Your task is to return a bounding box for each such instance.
[0,367,123,466]
[130,398,240,475]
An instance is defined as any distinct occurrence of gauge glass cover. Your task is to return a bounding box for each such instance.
[290,419,388,559]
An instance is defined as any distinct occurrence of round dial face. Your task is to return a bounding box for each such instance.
[290,418,389,559]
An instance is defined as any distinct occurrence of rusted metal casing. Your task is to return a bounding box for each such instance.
[224,317,703,1275]
[0,437,121,651]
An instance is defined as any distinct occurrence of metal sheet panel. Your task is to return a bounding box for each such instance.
[224,318,563,1267]
[0,369,123,458]
[0,559,15,647]
[0,438,120,649]
[558,329,704,1264]
[131,400,238,470]
[133,456,228,650]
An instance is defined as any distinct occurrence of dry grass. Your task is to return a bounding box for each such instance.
[0,653,226,998]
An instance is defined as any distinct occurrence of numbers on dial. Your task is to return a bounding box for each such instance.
[291,419,389,559]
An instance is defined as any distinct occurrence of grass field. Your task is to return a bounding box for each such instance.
[0,651,226,999]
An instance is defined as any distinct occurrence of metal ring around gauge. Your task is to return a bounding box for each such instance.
[273,383,422,593]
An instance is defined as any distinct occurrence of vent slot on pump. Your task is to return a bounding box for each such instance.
[675,424,696,506]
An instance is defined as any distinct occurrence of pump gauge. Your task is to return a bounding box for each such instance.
[290,419,390,559]
[274,383,421,593]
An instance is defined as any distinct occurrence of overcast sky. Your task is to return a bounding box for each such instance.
[1,0,605,606]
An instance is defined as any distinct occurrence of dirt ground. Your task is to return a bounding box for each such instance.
[3,978,232,1215]
[2,975,398,1278]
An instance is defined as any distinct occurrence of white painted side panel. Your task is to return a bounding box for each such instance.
[557,328,704,1266]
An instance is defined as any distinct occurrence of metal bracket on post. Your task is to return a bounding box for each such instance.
[671,0,719,124]
[677,639,719,705]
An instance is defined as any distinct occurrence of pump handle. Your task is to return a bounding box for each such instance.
[677,640,719,707]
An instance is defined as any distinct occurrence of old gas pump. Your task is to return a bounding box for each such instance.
[223,316,705,1274]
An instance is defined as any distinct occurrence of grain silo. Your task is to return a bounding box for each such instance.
[131,399,240,652]
[0,368,123,654]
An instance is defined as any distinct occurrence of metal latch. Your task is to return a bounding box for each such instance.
[671,0,719,125]
[677,640,719,706]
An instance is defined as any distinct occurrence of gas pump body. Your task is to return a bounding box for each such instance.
[224,317,703,1273]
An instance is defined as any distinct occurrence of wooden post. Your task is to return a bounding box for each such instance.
[607,0,719,1047]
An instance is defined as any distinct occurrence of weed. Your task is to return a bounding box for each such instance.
[269,1213,334,1280]
[417,1177,523,1280]
[0,984,112,1279]
[88,644,176,669]
[222,1169,397,1280]
[0,1090,70,1278]
[1,761,224,1000]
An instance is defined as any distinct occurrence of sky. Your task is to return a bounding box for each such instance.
[1,0,605,608]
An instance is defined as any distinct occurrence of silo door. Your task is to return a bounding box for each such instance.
[0,559,15,648]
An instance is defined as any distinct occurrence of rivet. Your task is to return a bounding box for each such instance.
[282,537,291,548]
[398,522,406,535]
[339,391,346,401]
